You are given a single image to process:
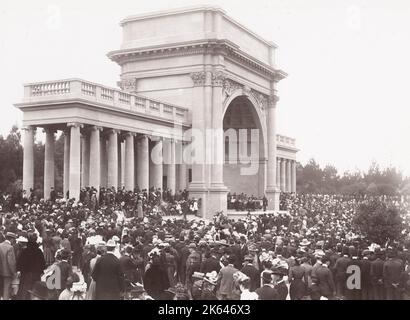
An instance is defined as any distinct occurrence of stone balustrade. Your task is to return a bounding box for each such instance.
[276,134,296,147]
[23,79,189,123]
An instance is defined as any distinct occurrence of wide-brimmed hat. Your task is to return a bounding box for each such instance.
[28,281,49,300]
[217,239,229,246]
[106,239,116,248]
[272,266,288,276]
[6,232,17,239]
[16,236,28,243]
[300,239,311,246]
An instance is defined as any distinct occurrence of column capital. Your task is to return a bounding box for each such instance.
[67,122,84,129]
[136,134,149,141]
[90,125,103,132]
[268,94,279,108]
[107,128,121,135]
[148,135,163,142]
[190,71,206,87]
[162,137,175,143]
[124,131,136,137]
[21,126,36,132]
[211,70,226,87]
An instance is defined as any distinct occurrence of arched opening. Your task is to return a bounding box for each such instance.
[223,96,265,205]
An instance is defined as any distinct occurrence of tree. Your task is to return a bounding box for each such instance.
[0,125,23,192]
[353,199,404,245]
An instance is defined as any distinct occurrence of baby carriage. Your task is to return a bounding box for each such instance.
[191,272,218,300]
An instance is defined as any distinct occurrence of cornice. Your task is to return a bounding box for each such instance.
[107,40,287,82]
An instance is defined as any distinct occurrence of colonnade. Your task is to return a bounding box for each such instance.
[276,157,297,193]
[21,124,188,201]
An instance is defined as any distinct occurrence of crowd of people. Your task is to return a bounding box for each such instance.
[227,193,265,211]
[0,189,409,300]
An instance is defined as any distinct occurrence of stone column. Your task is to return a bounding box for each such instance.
[178,141,187,191]
[43,128,55,200]
[63,130,70,198]
[165,139,176,194]
[276,158,281,188]
[124,132,135,191]
[81,130,90,188]
[68,122,83,201]
[150,138,163,190]
[118,137,123,188]
[22,126,35,196]
[265,95,280,210]
[208,69,228,216]
[137,135,149,192]
[286,159,292,192]
[291,160,297,193]
[188,71,207,215]
[280,158,286,192]
[100,135,108,188]
[107,129,119,189]
[89,126,102,193]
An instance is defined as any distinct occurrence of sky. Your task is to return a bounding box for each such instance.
[1,0,409,176]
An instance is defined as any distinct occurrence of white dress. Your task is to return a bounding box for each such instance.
[240,290,259,300]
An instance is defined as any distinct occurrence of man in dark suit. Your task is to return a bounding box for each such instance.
[217,255,239,300]
[360,250,372,300]
[333,248,351,298]
[201,250,221,274]
[383,249,404,300]
[370,249,385,300]
[49,187,56,202]
[92,240,125,300]
[0,232,17,300]
[316,257,335,299]
[119,246,139,284]
[241,255,260,292]
[57,249,73,293]
[255,272,278,300]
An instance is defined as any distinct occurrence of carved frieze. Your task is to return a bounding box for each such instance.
[251,90,269,111]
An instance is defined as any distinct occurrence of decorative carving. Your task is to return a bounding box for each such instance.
[212,71,226,87]
[243,85,251,97]
[251,90,268,112]
[223,78,242,101]
[190,72,206,86]
[118,78,137,92]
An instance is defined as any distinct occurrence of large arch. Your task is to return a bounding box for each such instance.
[222,94,267,199]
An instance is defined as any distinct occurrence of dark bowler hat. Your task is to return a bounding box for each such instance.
[262,271,273,282]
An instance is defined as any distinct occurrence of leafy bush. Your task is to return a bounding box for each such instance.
[353,199,404,245]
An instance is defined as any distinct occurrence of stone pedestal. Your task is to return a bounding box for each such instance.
[265,187,280,210]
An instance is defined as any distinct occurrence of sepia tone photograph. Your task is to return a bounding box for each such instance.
[0,0,409,306]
